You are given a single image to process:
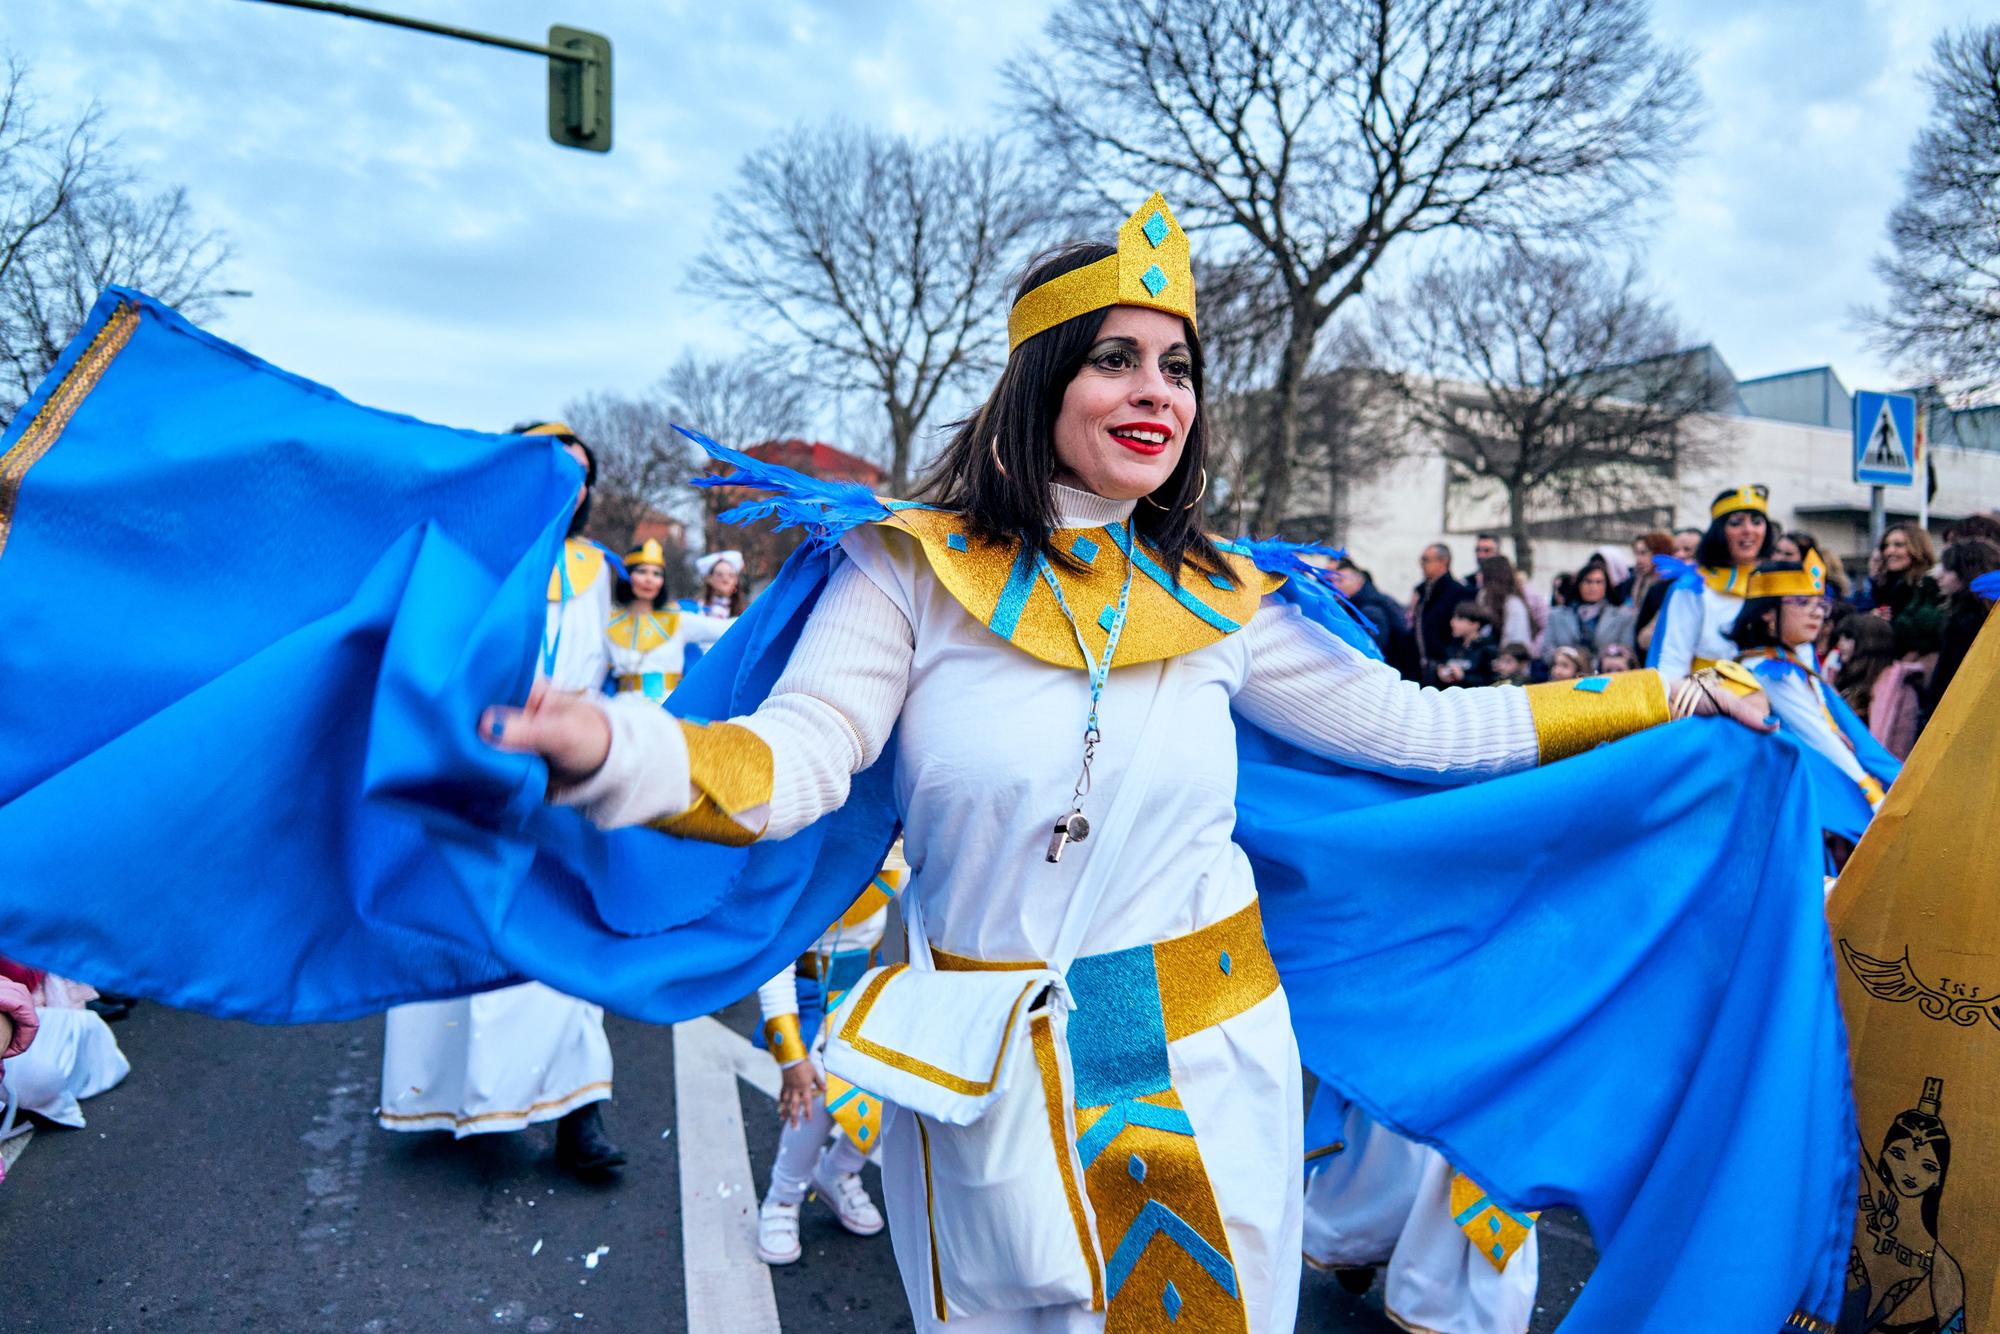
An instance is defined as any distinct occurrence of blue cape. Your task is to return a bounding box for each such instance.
[0,290,1853,1332]
[1748,656,1902,840]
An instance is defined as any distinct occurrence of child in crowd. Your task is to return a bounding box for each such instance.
[1492,642,1533,686]
[1435,602,1497,686]
[1597,642,1636,673]
[1548,645,1594,681]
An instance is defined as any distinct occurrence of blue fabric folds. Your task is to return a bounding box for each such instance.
[0,291,1853,1331]
[0,288,897,1023]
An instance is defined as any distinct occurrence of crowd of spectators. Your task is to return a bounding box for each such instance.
[1331,516,2000,747]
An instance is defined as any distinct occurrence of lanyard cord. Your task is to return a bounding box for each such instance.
[1035,521,1136,814]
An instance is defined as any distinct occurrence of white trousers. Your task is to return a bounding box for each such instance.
[377,982,611,1136]
[1303,1105,1538,1334]
[767,1075,867,1205]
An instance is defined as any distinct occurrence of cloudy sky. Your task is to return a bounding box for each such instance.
[1,0,1986,448]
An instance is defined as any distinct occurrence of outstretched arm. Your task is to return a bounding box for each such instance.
[485,559,913,842]
[1235,597,1766,784]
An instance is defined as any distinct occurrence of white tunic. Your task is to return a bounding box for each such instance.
[568,487,1548,1331]
[605,606,732,701]
[1750,648,1881,806]
[1652,575,1750,683]
[377,538,615,1136]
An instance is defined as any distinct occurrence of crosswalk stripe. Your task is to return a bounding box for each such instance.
[674,1017,782,1333]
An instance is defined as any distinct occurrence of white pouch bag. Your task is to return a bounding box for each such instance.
[822,658,1177,1320]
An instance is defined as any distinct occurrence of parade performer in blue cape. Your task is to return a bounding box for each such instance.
[1727,551,1902,843]
[0,201,1851,1334]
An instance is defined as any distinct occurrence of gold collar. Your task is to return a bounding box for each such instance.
[877,506,1282,670]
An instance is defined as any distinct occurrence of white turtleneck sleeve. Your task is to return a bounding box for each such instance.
[556,554,913,837]
[1234,596,1541,782]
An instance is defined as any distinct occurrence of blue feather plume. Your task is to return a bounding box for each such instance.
[1972,570,2000,602]
[1223,534,1347,584]
[1653,553,1697,583]
[677,426,889,549]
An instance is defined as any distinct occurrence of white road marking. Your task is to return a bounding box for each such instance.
[673,1016,782,1334]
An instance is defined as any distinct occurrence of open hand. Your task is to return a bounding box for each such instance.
[1699,683,1778,734]
[777,1060,823,1128]
[479,679,613,784]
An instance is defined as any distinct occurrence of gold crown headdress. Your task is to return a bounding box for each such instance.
[1710,484,1770,520]
[1007,193,1198,352]
[625,538,667,568]
[522,421,581,441]
[1746,548,1827,599]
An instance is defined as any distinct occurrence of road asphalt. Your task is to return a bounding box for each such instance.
[0,1000,1591,1332]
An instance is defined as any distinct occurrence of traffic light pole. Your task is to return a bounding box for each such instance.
[244,0,611,150]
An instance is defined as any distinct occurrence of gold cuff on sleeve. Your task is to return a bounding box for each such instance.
[650,719,773,846]
[763,1013,808,1065]
[1524,670,1672,763]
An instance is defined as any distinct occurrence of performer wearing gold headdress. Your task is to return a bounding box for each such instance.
[484,199,1774,1331]
[1651,484,1780,683]
[1728,551,1900,817]
[607,538,734,702]
[752,845,904,1266]
[377,422,623,1178]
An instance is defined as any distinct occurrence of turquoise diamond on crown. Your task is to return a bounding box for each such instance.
[1129,1153,1147,1182]
[1141,264,1169,297]
[1142,211,1169,248]
[1162,1280,1183,1321]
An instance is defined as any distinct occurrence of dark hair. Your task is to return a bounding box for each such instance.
[1497,641,1531,661]
[614,566,671,610]
[1724,560,1806,651]
[515,421,597,537]
[1450,600,1493,627]
[1942,538,2000,611]
[1574,561,1614,603]
[1946,512,2000,546]
[1475,532,1501,547]
[917,243,1224,585]
[1336,557,1375,584]
[1696,492,1776,569]
[1834,612,1897,713]
[1476,555,1518,625]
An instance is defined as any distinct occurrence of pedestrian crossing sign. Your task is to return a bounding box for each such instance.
[1853,391,1917,486]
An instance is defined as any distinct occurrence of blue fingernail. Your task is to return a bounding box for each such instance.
[491,718,506,738]
[1765,716,1779,728]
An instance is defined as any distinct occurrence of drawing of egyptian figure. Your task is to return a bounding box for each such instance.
[1841,1077,1967,1334]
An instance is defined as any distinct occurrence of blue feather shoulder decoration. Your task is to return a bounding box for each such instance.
[1220,534,1347,583]
[678,426,889,549]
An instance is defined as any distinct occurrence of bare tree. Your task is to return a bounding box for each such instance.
[560,391,697,562]
[656,349,811,553]
[1008,0,1700,533]
[1868,24,2000,403]
[691,123,1051,491]
[1382,246,1729,574]
[0,59,231,422]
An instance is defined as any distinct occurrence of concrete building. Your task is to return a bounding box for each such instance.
[1324,351,2000,598]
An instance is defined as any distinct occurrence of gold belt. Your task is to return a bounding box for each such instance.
[929,897,1279,1042]
[615,671,680,695]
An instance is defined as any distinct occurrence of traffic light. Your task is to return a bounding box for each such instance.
[547,25,611,152]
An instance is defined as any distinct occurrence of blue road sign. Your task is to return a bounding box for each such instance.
[1853,391,1917,486]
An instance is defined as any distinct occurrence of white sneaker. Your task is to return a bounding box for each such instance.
[756,1196,802,1265]
[810,1160,885,1237]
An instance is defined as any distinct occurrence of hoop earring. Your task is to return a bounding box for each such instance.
[989,438,1007,479]
[1143,466,1207,512]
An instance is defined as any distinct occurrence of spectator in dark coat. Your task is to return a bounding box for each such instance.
[1923,539,2000,725]
[1409,542,1472,686]
[1334,559,1421,680]
[1436,601,1498,687]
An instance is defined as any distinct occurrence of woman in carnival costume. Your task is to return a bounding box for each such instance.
[752,845,905,1265]
[607,538,734,704]
[1727,551,1901,842]
[1650,483,1779,683]
[687,549,746,619]
[1,250,1856,1331]
[480,197,1799,1333]
[376,421,625,1177]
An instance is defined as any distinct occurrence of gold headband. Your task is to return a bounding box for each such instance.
[523,421,579,440]
[1007,192,1197,351]
[1747,549,1827,599]
[1710,484,1769,520]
